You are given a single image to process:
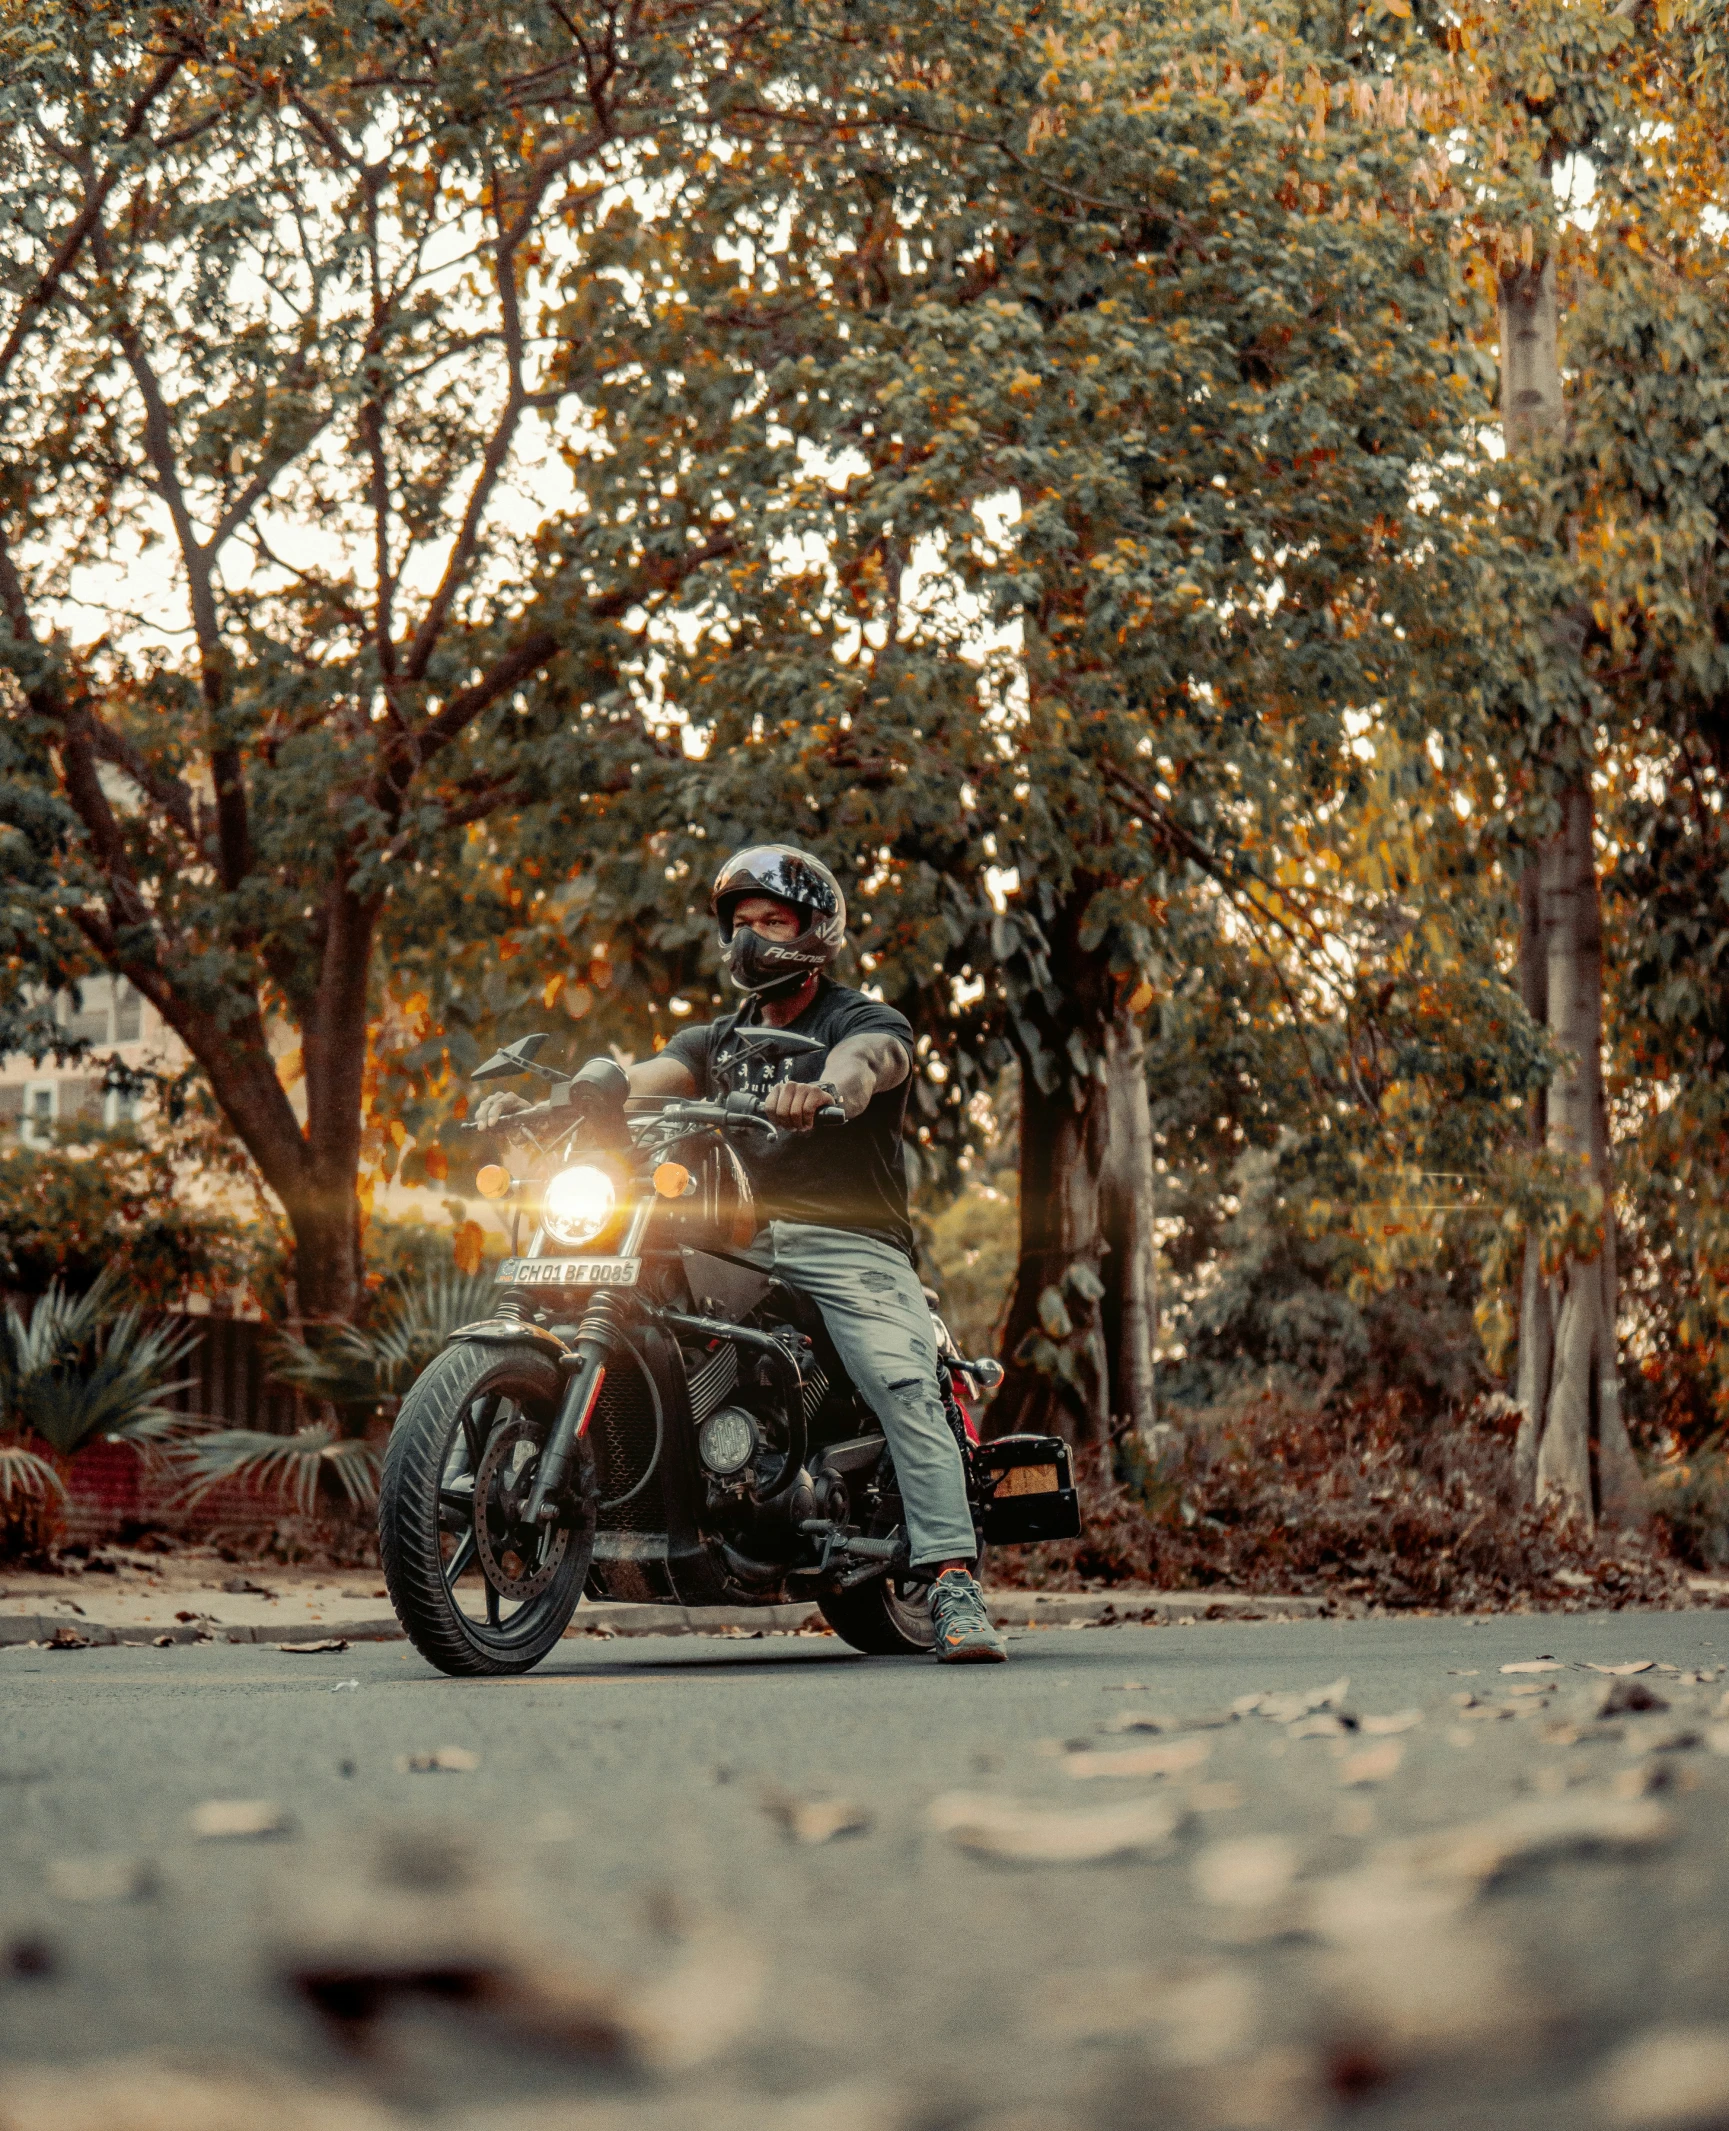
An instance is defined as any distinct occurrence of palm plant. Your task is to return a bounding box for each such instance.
[163,1269,495,1517]
[0,1266,200,1552]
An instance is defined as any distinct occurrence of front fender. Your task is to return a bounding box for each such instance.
[447,1318,571,1363]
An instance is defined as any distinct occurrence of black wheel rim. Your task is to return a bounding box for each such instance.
[434,1383,586,1646]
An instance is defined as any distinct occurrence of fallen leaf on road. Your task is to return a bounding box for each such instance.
[1288,1713,1354,1741]
[759,1788,872,1845]
[397,1747,478,1774]
[173,1610,211,1624]
[1103,1708,1235,1735]
[223,1577,278,1597]
[273,1826,760,2070]
[1382,1792,1673,1890]
[1585,1661,1656,1676]
[1500,1658,1563,1674]
[927,1791,1182,1863]
[1587,1677,1670,1719]
[1253,1678,1351,1725]
[151,1635,174,1648]
[1339,1744,1404,1787]
[46,1627,89,1650]
[190,1800,295,1841]
[279,1638,349,1654]
[1066,1738,1210,1780]
[1359,1711,1423,1735]
[1191,1835,1299,1908]
[45,1856,155,1904]
[1595,2024,1729,2129]
[0,2054,402,2131]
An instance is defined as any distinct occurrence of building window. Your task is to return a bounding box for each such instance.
[104,1084,144,1130]
[115,979,142,1043]
[21,1083,55,1148]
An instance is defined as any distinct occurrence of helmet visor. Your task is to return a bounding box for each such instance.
[713,845,840,919]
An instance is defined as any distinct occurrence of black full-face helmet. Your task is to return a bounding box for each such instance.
[711,844,847,997]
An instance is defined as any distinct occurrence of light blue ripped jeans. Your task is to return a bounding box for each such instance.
[735,1220,978,1568]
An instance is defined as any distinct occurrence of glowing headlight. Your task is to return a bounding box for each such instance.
[541,1164,617,1246]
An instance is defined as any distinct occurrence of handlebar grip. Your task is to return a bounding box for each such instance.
[816,1105,846,1128]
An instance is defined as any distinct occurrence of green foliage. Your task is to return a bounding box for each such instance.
[271,1268,499,1424]
[0,1140,261,1307]
[167,1425,382,1520]
[0,1266,198,1461]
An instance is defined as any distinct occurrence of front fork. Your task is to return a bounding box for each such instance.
[523,1202,654,1526]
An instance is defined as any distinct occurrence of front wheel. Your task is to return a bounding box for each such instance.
[379,1342,596,1678]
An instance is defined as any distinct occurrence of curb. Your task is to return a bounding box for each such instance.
[1,1587,1328,1649]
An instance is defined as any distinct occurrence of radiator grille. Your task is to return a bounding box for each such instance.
[589,1351,668,1536]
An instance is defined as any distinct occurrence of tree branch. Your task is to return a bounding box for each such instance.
[0,51,184,393]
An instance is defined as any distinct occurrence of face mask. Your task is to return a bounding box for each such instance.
[723,921,826,997]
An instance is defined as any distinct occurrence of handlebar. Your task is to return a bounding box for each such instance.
[460,1090,845,1139]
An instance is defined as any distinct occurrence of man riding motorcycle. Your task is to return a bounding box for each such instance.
[476,844,1007,1664]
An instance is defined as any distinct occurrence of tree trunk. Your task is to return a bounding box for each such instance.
[994,995,1158,1446]
[1499,256,1645,1529]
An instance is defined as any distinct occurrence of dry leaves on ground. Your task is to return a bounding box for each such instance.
[397,1747,479,1774]
[927,1791,1183,1864]
[758,1788,872,1845]
[189,1800,294,1841]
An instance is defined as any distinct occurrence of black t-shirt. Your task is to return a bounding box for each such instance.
[663,979,916,1258]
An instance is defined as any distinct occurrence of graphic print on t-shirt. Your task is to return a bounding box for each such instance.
[661,980,916,1257]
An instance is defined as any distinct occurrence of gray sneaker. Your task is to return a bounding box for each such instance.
[928,1569,1008,1664]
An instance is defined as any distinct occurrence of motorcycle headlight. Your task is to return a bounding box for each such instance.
[541,1164,618,1247]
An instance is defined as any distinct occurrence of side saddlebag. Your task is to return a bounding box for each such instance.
[973,1433,1082,1545]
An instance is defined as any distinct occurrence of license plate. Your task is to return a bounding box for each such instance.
[496,1257,641,1289]
[997,1462,1060,1497]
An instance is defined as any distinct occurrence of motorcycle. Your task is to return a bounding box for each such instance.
[377,1030,1082,1677]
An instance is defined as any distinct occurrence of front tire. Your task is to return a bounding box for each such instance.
[379,1342,596,1678]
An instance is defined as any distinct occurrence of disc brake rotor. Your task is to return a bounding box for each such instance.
[473,1414,569,1602]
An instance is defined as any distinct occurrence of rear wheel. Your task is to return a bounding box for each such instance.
[818,1570,937,1656]
[378,1342,596,1678]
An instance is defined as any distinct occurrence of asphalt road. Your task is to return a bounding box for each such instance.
[5,1610,1729,2131]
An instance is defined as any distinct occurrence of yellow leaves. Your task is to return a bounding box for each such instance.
[1126,978,1157,1014]
[542,972,564,1009]
[451,1220,484,1277]
[422,1144,448,1185]
[1008,369,1042,399]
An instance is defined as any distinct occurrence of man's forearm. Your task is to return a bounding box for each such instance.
[822,1032,911,1119]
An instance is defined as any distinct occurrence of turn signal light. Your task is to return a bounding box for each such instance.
[475,1164,512,1200]
[653,1161,693,1199]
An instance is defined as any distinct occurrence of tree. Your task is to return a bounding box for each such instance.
[0,0,773,1322]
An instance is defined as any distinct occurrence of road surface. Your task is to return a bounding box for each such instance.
[4,1609,1729,2130]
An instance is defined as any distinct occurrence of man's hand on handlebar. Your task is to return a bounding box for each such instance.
[761,1078,844,1133]
[472,1089,534,1131]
